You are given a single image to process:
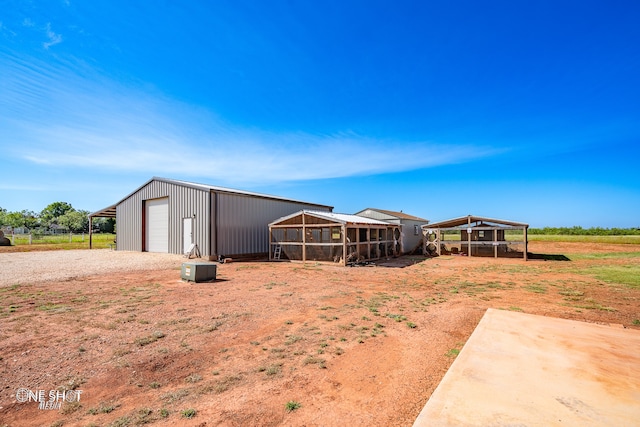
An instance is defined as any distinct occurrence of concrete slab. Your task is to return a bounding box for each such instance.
[413,308,640,426]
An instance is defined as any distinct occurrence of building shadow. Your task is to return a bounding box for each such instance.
[527,253,571,261]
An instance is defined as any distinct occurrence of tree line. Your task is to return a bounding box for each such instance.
[528,226,640,236]
[0,202,114,234]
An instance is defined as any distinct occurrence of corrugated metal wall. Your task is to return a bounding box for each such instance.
[116,180,210,255]
[214,192,331,257]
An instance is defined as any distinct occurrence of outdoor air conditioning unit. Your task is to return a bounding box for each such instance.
[181,262,217,283]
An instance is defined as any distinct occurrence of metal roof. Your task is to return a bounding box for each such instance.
[423,215,528,229]
[88,204,117,218]
[270,210,396,226]
[94,177,333,215]
[355,208,428,222]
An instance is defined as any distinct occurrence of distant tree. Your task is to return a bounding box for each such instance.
[3,210,39,230]
[40,202,74,226]
[92,217,116,233]
[0,207,7,226]
[58,210,90,233]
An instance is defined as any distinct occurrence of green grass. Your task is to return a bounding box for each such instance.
[528,235,640,244]
[285,401,301,412]
[569,251,640,260]
[5,233,116,249]
[586,265,640,288]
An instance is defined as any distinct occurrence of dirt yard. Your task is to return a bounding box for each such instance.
[1,242,639,427]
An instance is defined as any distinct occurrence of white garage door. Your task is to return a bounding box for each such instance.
[145,197,169,253]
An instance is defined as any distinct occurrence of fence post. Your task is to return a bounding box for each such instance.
[69,232,72,243]
[82,232,85,242]
[29,233,32,245]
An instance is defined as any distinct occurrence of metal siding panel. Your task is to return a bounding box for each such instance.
[216,193,331,256]
[116,179,210,256]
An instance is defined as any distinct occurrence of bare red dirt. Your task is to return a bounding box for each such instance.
[1,241,639,426]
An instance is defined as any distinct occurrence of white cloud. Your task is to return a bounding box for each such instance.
[43,23,63,49]
[1,54,499,185]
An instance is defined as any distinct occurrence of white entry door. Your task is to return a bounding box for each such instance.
[145,197,169,253]
[183,217,193,254]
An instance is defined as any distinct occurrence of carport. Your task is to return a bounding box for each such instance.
[422,215,528,260]
[88,204,116,249]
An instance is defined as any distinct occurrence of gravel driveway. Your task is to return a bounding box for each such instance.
[0,250,188,286]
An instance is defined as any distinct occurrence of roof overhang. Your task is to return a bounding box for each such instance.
[89,204,117,219]
[423,215,528,229]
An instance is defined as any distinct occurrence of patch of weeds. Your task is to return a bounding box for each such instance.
[213,374,243,393]
[88,402,119,415]
[149,382,161,389]
[285,335,303,345]
[107,416,130,427]
[60,401,82,415]
[50,421,64,427]
[445,348,460,358]
[133,407,155,424]
[406,322,417,328]
[572,298,616,312]
[206,320,225,332]
[559,288,585,301]
[185,373,202,383]
[524,284,547,294]
[387,314,407,322]
[334,347,344,356]
[58,375,85,391]
[161,389,190,404]
[361,316,371,321]
[509,306,524,312]
[38,303,71,313]
[159,408,170,418]
[259,363,283,376]
[449,287,459,294]
[303,356,326,368]
[135,331,165,347]
[633,319,640,326]
[181,408,197,419]
[319,306,334,311]
[285,401,301,412]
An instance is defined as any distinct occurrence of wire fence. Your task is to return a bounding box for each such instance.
[2,233,116,249]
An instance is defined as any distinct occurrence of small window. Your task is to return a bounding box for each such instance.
[414,225,419,236]
[478,230,485,238]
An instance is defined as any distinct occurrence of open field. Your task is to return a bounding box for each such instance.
[1,241,639,426]
[1,233,117,251]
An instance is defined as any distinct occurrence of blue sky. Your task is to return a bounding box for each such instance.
[1,1,639,227]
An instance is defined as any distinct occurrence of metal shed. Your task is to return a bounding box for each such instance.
[89,177,333,260]
[422,215,529,260]
[354,208,428,254]
[269,210,401,265]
